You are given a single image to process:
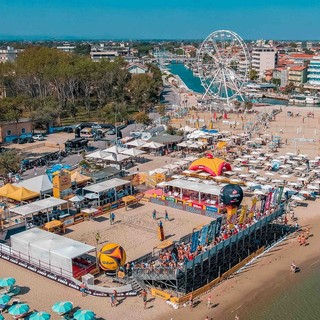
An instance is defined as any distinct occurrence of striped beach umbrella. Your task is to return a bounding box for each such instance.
[0,294,11,305]
[52,301,73,314]
[73,310,95,320]
[8,303,30,316]
[0,277,16,287]
[29,311,51,320]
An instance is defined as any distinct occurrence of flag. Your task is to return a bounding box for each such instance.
[215,217,223,237]
[226,206,237,229]
[213,111,217,120]
[191,230,200,253]
[260,196,267,213]
[249,197,258,218]
[272,188,279,207]
[277,186,284,205]
[207,220,216,243]
[200,225,209,245]
[239,205,248,224]
[264,191,273,212]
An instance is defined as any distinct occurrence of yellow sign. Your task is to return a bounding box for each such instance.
[226,206,237,229]
[151,288,171,300]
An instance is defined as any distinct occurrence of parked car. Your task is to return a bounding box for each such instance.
[27,137,34,143]
[18,138,28,144]
[33,134,45,141]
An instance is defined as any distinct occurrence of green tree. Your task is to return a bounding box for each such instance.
[248,69,259,81]
[157,104,166,116]
[284,82,295,94]
[74,44,91,56]
[0,150,21,180]
[134,111,150,125]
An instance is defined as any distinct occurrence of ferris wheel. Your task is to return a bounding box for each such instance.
[197,30,250,104]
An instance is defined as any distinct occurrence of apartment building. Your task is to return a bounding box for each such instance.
[251,47,276,78]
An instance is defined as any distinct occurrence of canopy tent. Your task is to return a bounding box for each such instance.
[103,153,130,162]
[161,178,222,198]
[142,141,164,149]
[189,157,232,177]
[7,187,40,201]
[11,228,95,278]
[71,171,91,185]
[120,148,146,157]
[83,178,131,205]
[0,184,19,197]
[125,139,147,148]
[102,146,126,154]
[13,175,52,195]
[86,150,109,160]
[9,197,68,217]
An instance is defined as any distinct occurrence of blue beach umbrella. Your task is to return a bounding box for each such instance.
[0,294,11,305]
[52,301,73,314]
[0,277,16,287]
[29,311,51,320]
[73,310,95,320]
[8,303,30,316]
[0,314,4,320]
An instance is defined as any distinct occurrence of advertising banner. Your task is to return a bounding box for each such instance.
[277,186,284,205]
[215,217,223,237]
[200,225,209,245]
[191,230,200,252]
[264,191,273,212]
[272,188,279,207]
[207,220,216,243]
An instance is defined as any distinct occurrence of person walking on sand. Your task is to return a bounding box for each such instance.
[207,295,211,309]
[80,282,87,297]
[95,232,101,245]
[165,210,169,221]
[110,292,116,307]
[189,293,194,310]
[113,289,118,305]
[141,289,148,310]
[152,209,157,220]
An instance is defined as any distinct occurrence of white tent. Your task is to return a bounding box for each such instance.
[125,139,147,148]
[103,153,130,162]
[103,146,126,154]
[83,178,130,196]
[10,197,68,218]
[14,175,52,195]
[120,148,146,157]
[86,150,109,159]
[143,141,164,149]
[11,229,95,278]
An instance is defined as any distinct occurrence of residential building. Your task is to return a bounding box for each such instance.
[127,63,148,74]
[252,47,276,78]
[306,56,320,86]
[289,53,313,66]
[56,44,76,53]
[0,118,33,142]
[272,68,289,87]
[306,42,313,50]
[90,50,119,61]
[0,46,18,63]
[287,66,307,87]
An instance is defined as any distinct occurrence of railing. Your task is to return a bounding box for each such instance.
[132,266,180,281]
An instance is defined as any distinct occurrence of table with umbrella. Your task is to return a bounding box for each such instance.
[8,303,30,319]
[52,301,73,316]
[29,312,51,320]
[73,309,95,320]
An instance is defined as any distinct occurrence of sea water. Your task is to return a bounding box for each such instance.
[242,265,320,320]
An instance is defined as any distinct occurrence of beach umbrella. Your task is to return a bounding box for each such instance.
[29,312,51,320]
[73,310,95,320]
[307,185,318,190]
[121,148,146,157]
[0,314,3,320]
[8,303,30,316]
[0,277,15,287]
[0,294,10,305]
[280,174,291,178]
[264,172,274,176]
[52,301,73,314]
[272,179,282,183]
[233,167,243,172]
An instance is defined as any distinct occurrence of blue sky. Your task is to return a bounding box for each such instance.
[1,0,320,40]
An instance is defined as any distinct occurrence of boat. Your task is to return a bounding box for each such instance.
[289,94,320,105]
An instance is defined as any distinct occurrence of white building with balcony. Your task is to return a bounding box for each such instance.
[251,47,276,79]
[307,56,320,86]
